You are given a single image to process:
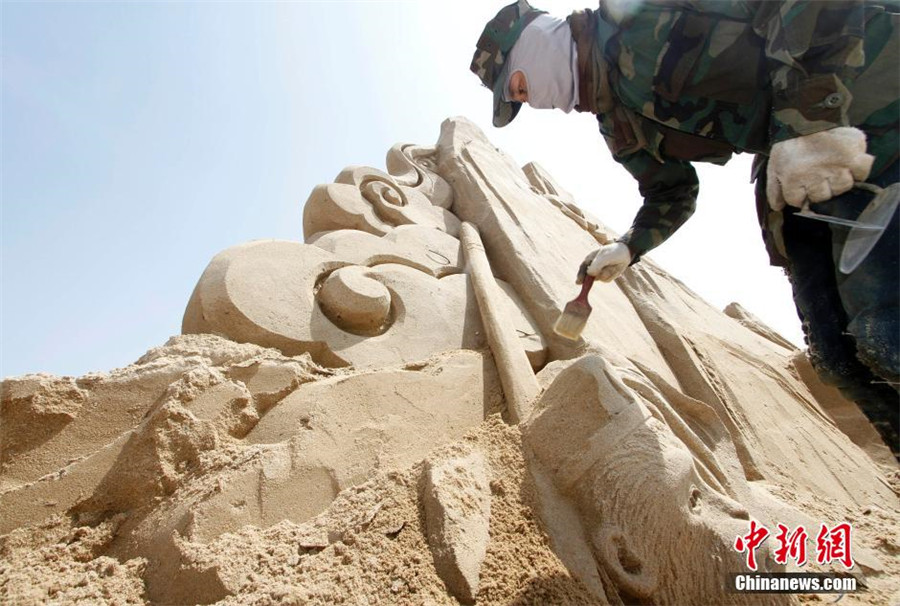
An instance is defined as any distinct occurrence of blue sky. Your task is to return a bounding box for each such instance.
[2,1,801,378]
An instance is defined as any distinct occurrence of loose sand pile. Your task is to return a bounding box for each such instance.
[0,397,597,605]
[2,346,898,606]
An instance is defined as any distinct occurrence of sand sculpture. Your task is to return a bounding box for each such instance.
[2,117,898,605]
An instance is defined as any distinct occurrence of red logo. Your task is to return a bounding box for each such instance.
[815,523,854,569]
[735,521,854,571]
[734,520,770,571]
[773,523,808,566]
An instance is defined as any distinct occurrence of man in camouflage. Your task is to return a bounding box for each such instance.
[472,0,899,455]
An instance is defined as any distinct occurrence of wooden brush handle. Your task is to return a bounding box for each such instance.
[576,275,595,303]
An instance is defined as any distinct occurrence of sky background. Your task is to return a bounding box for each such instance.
[1,0,802,379]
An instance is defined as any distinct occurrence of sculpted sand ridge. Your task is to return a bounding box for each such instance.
[2,118,897,605]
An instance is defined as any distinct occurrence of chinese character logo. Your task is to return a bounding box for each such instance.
[734,520,770,571]
[734,521,854,571]
[773,523,808,566]
[816,523,854,569]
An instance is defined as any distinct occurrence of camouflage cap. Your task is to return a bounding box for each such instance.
[470,0,546,127]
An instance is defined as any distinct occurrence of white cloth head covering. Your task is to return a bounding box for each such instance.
[503,13,579,113]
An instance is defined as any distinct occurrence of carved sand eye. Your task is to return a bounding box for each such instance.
[689,486,702,513]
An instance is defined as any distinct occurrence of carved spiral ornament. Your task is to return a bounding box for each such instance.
[316,266,394,336]
[361,178,407,208]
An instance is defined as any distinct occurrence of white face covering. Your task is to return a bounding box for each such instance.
[503,14,579,113]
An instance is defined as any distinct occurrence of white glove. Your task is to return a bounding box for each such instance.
[766,126,874,211]
[579,242,632,283]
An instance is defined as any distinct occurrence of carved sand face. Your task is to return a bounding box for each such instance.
[587,418,777,605]
[525,354,783,604]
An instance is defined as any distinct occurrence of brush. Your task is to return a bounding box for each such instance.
[553,275,595,340]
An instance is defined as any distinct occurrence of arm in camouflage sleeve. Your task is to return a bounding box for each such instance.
[610,145,700,263]
[751,0,867,144]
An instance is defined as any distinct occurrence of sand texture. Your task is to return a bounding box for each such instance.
[2,118,898,605]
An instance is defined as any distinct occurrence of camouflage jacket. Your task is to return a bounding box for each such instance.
[570,0,899,261]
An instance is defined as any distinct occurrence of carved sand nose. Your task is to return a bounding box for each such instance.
[317,266,392,334]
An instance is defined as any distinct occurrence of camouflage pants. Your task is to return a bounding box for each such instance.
[757,160,899,458]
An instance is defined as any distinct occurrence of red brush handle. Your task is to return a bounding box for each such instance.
[575,275,595,304]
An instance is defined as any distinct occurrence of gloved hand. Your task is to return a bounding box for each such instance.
[766,126,874,211]
[577,242,632,283]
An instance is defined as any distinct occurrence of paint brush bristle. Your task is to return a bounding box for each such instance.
[553,276,595,340]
